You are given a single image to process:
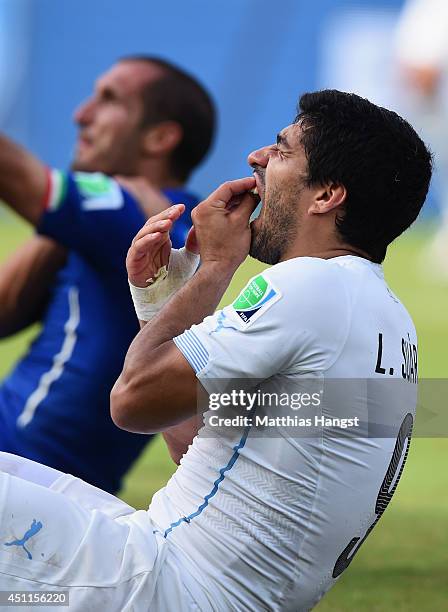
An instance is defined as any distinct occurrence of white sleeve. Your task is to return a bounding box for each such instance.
[173,259,352,392]
[396,0,448,68]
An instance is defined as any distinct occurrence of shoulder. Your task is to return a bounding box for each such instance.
[69,172,130,210]
[48,170,144,212]
[202,258,356,374]
[263,257,354,307]
[223,257,354,339]
[253,258,356,363]
[46,170,135,212]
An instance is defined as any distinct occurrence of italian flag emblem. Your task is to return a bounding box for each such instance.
[44,168,67,211]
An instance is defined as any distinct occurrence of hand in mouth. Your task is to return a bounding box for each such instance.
[248,185,261,205]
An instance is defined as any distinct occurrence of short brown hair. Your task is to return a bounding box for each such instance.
[121,55,215,182]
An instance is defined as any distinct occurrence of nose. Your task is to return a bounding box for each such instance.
[247,145,271,168]
[73,97,95,126]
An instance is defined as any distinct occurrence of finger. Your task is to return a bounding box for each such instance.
[144,218,173,235]
[132,231,167,255]
[229,190,260,222]
[144,203,185,226]
[207,177,256,207]
[132,218,173,244]
[132,204,185,244]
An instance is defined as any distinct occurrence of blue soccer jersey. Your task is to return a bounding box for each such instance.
[0,170,199,492]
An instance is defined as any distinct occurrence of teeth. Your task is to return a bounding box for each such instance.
[249,186,259,195]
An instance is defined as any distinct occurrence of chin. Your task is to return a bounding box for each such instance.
[71,157,105,173]
[71,157,89,172]
[250,227,282,265]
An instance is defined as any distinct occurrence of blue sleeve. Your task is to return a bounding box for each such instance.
[37,171,148,273]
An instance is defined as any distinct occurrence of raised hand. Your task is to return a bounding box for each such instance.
[126,204,185,288]
[191,177,258,270]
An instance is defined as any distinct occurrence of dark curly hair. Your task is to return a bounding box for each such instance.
[295,90,433,262]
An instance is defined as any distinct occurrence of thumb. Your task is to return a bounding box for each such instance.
[185,226,200,254]
[231,191,260,223]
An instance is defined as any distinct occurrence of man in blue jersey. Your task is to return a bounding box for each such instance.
[0,56,215,492]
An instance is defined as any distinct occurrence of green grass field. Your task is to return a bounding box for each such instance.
[1,210,447,611]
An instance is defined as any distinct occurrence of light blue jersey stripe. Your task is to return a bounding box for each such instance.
[174,329,209,373]
[173,334,203,372]
[162,425,251,538]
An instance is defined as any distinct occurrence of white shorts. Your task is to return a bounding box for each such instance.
[0,453,202,611]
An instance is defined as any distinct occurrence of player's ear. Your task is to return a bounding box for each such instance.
[141,121,183,158]
[308,182,347,215]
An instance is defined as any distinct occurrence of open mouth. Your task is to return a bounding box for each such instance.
[248,182,264,223]
[252,171,265,202]
[77,132,93,150]
[249,185,261,206]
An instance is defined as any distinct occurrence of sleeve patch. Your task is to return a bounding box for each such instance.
[232,273,282,326]
[74,172,124,211]
[45,169,67,211]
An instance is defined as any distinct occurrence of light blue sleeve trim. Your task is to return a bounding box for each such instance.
[173,329,209,374]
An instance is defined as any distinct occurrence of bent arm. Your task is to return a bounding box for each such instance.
[0,133,48,225]
[111,177,256,435]
[111,261,233,433]
[0,235,67,337]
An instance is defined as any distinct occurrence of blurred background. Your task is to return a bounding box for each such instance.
[1,0,447,609]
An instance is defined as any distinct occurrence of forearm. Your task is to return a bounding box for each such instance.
[111,261,235,432]
[111,176,256,434]
[0,236,67,337]
[0,133,47,224]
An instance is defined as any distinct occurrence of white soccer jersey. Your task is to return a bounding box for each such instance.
[149,255,418,611]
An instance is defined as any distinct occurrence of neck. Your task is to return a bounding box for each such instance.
[280,231,372,263]
[135,159,184,191]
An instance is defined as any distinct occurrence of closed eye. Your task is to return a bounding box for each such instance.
[271,145,285,158]
[99,87,118,102]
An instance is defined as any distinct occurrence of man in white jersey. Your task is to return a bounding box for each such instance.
[0,90,431,610]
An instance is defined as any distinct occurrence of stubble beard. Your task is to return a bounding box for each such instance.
[249,186,301,265]
[71,151,136,175]
[70,145,108,173]
[71,129,141,175]
[71,157,93,172]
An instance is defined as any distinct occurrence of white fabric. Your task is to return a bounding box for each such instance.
[0,453,204,611]
[0,256,418,611]
[129,247,200,321]
[0,452,62,488]
[156,255,418,611]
